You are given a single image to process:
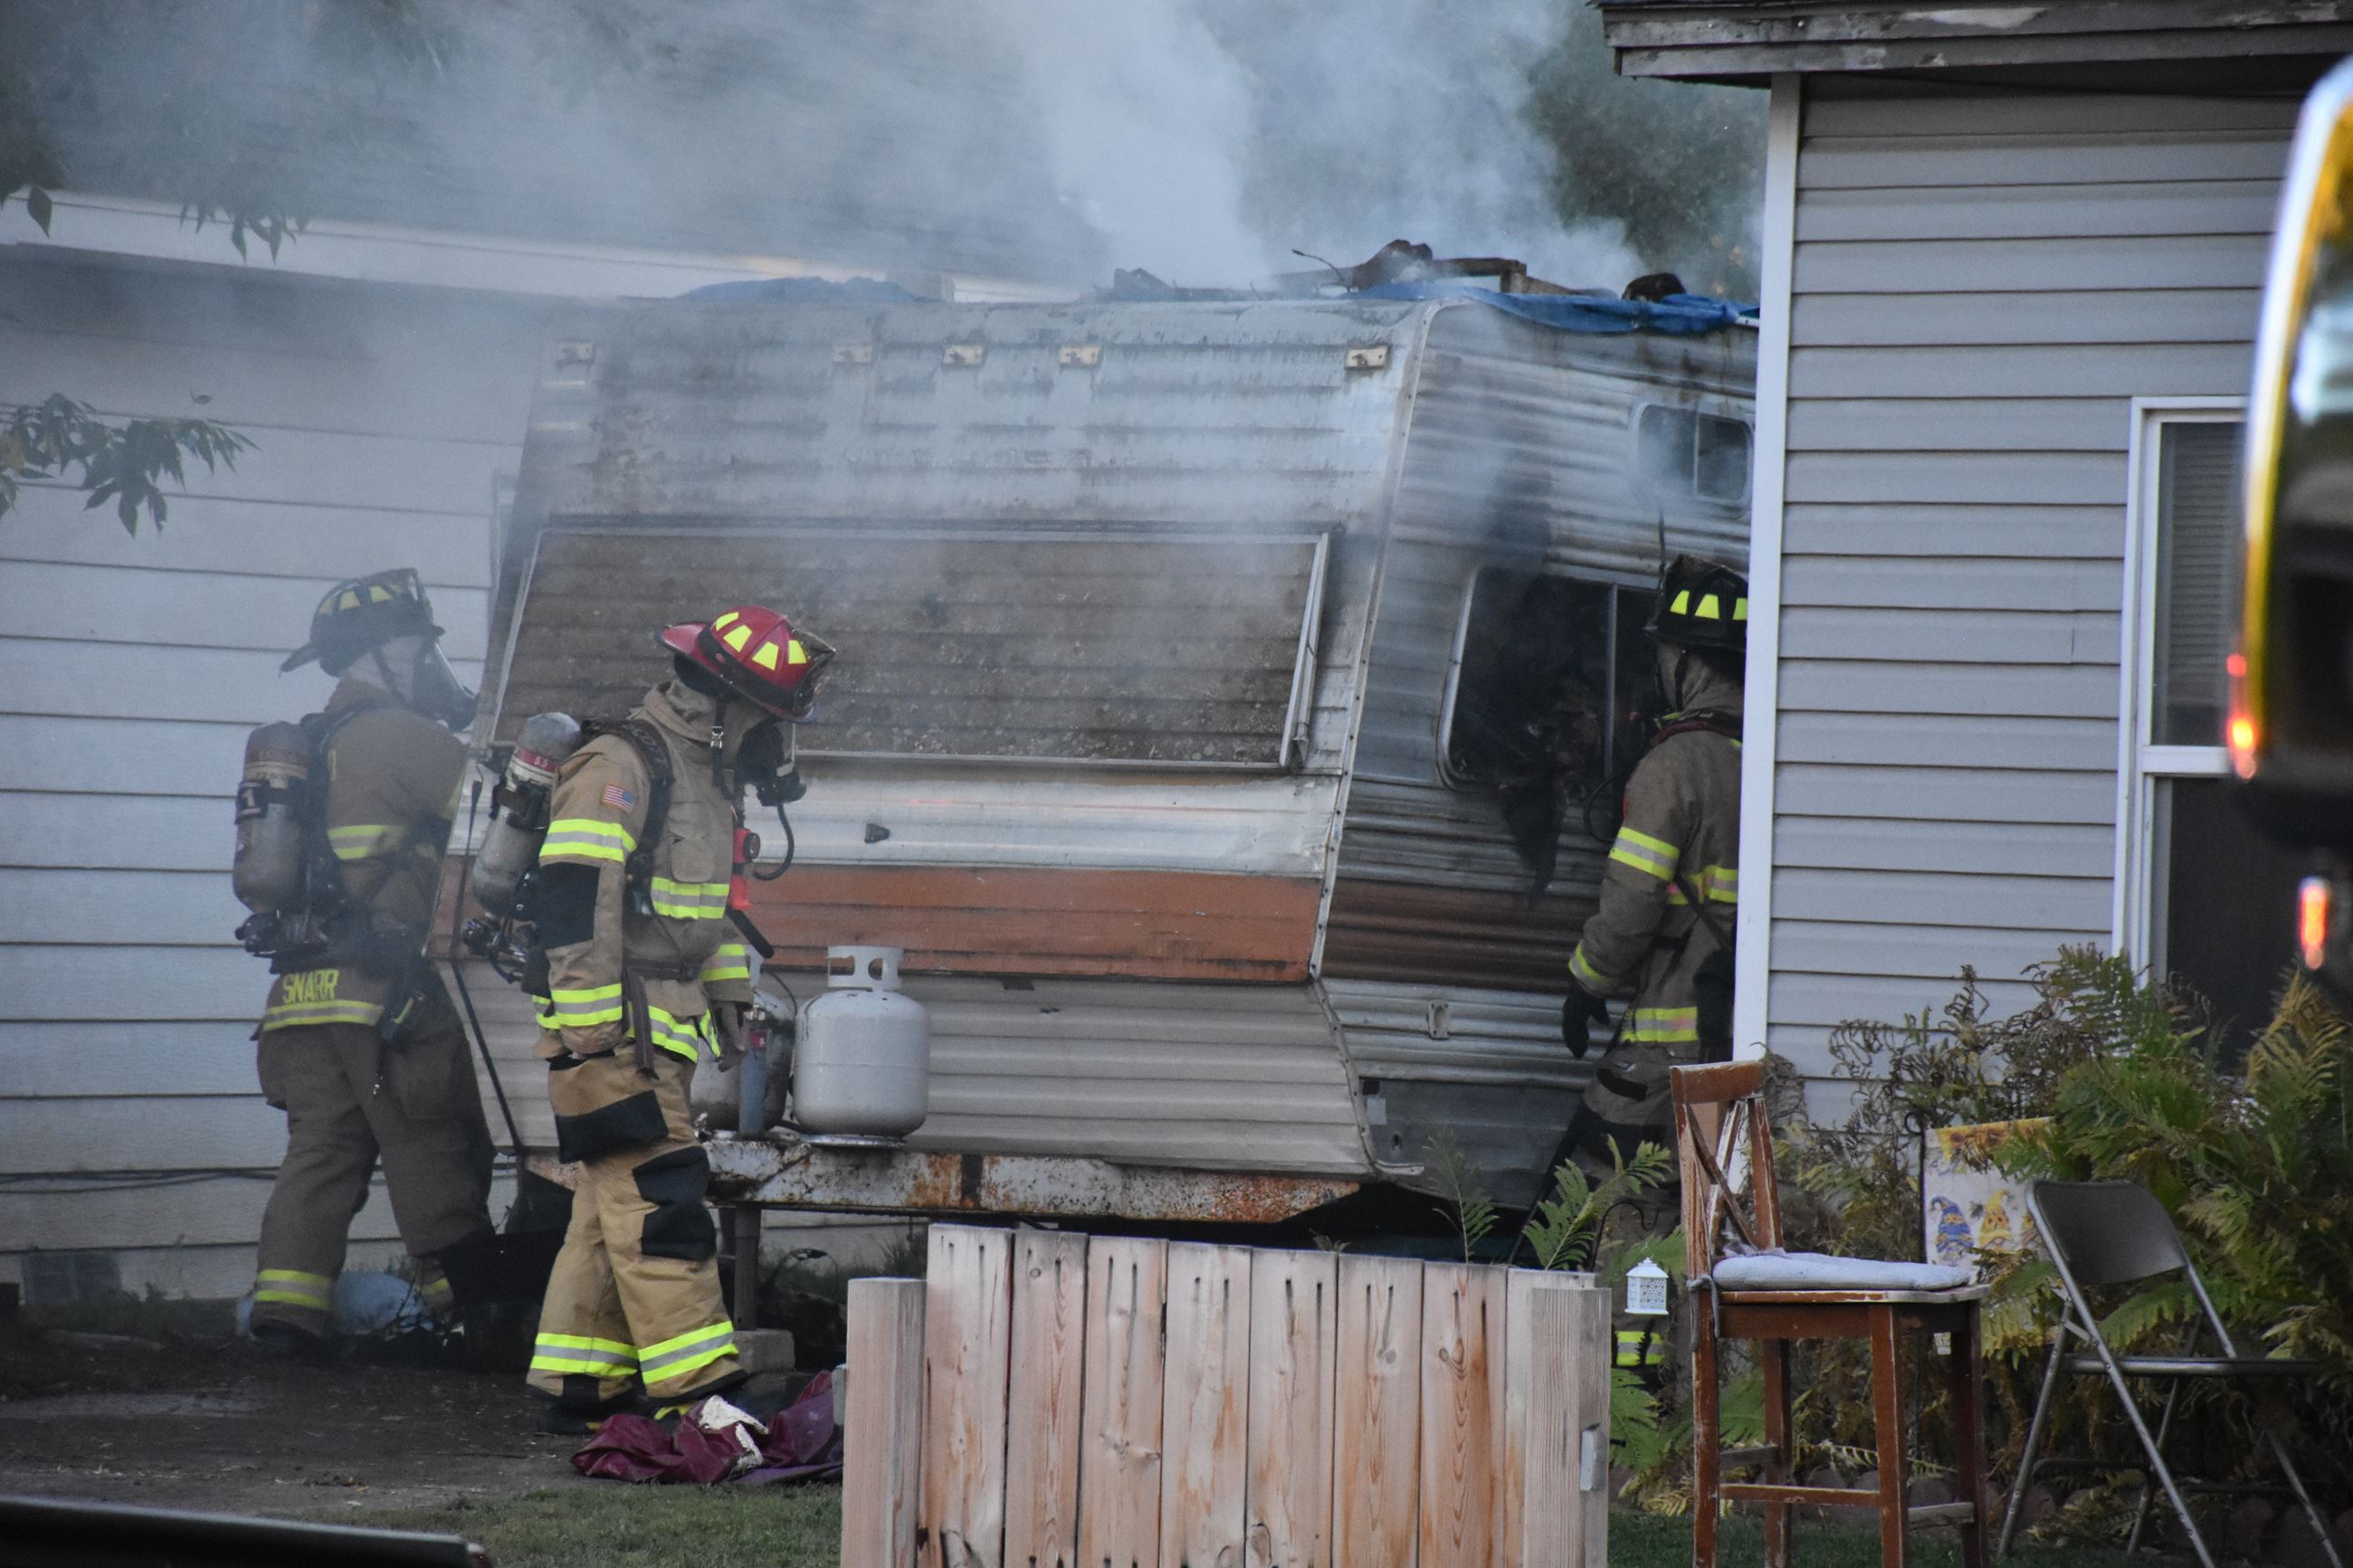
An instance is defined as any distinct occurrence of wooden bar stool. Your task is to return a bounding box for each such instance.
[1671,1060,1990,1568]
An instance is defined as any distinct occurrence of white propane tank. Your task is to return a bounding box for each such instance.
[794,946,929,1136]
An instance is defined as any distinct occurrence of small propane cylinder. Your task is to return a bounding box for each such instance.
[471,711,583,915]
[795,946,929,1136]
[232,722,313,914]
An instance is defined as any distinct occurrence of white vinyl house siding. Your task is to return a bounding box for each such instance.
[1764,78,2295,1072]
[0,248,550,1298]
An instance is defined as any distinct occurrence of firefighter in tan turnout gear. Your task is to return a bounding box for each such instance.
[527,604,830,1421]
[243,569,494,1345]
[1559,556,1746,1204]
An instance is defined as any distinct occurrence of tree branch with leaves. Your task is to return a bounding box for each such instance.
[0,394,253,533]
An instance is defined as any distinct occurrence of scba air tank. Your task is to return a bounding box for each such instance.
[795,946,929,1136]
[232,722,313,914]
[471,712,584,915]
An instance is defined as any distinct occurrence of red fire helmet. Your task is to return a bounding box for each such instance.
[657,605,835,719]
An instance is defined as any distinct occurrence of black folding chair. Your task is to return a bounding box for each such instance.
[1996,1179,2344,1567]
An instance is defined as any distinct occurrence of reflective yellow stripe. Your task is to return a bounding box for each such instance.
[1668,865,1738,908]
[530,1331,637,1374]
[254,1269,334,1311]
[1609,824,1680,881]
[1625,1007,1700,1044]
[326,823,401,860]
[536,1332,637,1359]
[254,1288,332,1309]
[700,945,752,984]
[1616,1327,1662,1365]
[649,877,729,919]
[539,983,626,1030]
[530,1354,635,1377]
[639,1319,736,1381]
[1568,944,1614,994]
[260,1000,385,1031]
[541,818,636,865]
[645,1006,710,1064]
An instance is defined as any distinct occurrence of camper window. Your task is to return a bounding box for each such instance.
[1442,570,1654,790]
[1634,404,1751,505]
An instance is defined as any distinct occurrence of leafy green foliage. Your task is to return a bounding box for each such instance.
[1424,1126,1498,1264]
[1524,1140,1674,1271]
[1785,946,2353,1539]
[0,394,253,532]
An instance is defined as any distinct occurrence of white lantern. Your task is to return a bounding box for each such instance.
[1625,1256,1670,1316]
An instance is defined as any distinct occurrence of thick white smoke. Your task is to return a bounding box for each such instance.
[27,0,1670,291]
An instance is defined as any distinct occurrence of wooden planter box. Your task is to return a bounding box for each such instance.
[841,1225,1613,1568]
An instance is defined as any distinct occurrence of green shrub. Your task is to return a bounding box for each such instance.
[1781,946,2353,1530]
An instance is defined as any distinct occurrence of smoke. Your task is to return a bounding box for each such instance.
[982,0,1273,285]
[16,0,1722,291]
[1200,1,1644,290]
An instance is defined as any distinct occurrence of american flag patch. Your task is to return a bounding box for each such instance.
[602,784,637,811]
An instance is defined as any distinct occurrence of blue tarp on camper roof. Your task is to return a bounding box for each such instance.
[1351,280,1754,334]
[679,273,1755,336]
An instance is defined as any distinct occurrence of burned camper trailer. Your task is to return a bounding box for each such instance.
[444,282,1755,1223]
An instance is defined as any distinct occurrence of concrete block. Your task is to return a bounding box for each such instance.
[737,1327,795,1376]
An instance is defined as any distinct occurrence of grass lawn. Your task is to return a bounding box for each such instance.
[348,1486,2175,1568]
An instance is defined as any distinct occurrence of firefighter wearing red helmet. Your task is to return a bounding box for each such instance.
[525,605,833,1424]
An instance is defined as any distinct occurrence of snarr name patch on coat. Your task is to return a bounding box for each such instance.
[602,784,638,811]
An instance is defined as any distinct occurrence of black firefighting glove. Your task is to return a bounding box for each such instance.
[1561,983,1609,1060]
[710,1002,749,1069]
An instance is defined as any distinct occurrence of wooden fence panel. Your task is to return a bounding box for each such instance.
[1332,1254,1424,1568]
[1244,1250,1338,1568]
[1565,1287,1611,1568]
[1502,1275,1609,1568]
[1005,1230,1091,1568]
[844,1278,927,1568]
[1159,1242,1253,1568]
[1079,1235,1170,1568]
[1418,1262,1506,1568]
[922,1225,1016,1568]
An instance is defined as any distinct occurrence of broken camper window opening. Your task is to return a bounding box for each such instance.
[1440,567,1657,883]
[1634,404,1752,506]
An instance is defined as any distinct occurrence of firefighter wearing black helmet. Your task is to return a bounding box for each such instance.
[245,568,493,1345]
[1558,555,1747,1214]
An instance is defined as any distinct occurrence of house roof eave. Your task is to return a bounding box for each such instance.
[1600,0,2353,82]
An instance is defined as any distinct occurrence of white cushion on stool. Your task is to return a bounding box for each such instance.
[1710,1250,1974,1293]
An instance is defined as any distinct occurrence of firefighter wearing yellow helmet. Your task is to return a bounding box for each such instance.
[1558,555,1747,1218]
[244,568,494,1345]
[526,604,834,1424]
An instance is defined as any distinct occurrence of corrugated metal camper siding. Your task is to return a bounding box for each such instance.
[1767,81,2290,1075]
[1330,307,1754,972]
[450,970,1367,1174]
[0,251,547,1297]
[1321,302,1754,1202]
[461,298,1439,1167]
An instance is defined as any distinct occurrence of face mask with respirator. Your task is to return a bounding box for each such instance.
[368,635,477,732]
[734,719,804,880]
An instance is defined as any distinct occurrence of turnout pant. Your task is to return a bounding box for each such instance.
[252,1020,495,1337]
[529,1050,740,1406]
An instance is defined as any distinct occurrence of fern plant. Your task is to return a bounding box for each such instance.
[1424,1127,1497,1265]
[1522,1140,1676,1271]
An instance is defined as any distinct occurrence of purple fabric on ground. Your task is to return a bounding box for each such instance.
[571,1373,842,1486]
[572,1413,691,1483]
[743,1371,843,1484]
